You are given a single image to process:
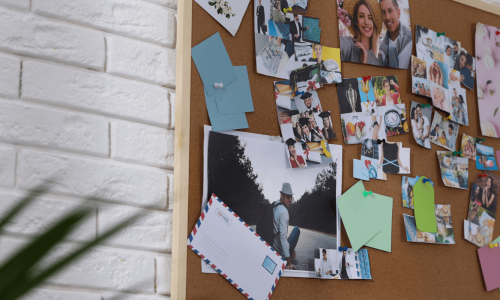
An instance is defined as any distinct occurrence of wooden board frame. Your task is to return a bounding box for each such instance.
[454,0,500,16]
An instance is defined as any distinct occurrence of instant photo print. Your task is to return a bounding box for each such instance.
[337,0,413,69]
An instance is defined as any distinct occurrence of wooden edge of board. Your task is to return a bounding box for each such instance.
[171,0,192,298]
[453,0,500,16]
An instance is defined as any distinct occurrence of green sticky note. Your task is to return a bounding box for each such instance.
[338,181,382,252]
[413,176,437,233]
[365,193,393,252]
[493,236,500,244]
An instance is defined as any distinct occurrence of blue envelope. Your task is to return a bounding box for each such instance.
[192,32,237,97]
[215,66,254,115]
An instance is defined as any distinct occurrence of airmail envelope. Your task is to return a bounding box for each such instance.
[188,194,286,300]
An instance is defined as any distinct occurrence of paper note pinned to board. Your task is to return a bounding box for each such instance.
[413,176,437,233]
[215,66,254,115]
[478,245,500,291]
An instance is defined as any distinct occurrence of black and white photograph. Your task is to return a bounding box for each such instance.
[202,127,342,277]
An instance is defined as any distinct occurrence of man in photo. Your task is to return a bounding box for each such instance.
[459,52,475,89]
[378,0,412,69]
[416,104,430,148]
[299,117,316,142]
[271,0,285,23]
[317,249,333,277]
[447,123,456,150]
[273,183,301,270]
[300,92,319,114]
[453,42,460,58]
[308,116,326,141]
[256,0,267,34]
[339,249,351,279]
[289,14,309,43]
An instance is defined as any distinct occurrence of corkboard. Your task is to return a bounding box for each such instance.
[185,0,500,298]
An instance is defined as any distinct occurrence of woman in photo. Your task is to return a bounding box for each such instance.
[411,107,423,146]
[378,141,409,175]
[429,61,444,87]
[319,111,335,140]
[464,139,476,159]
[430,124,440,142]
[339,0,382,65]
[457,95,467,124]
[375,79,400,106]
[293,122,306,142]
[286,138,306,168]
[471,184,483,207]
[482,176,497,212]
[458,51,475,88]
[439,131,448,146]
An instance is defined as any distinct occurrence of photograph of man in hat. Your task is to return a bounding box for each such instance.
[286,138,306,168]
[273,182,301,269]
[378,0,412,69]
[297,91,321,115]
[299,117,321,142]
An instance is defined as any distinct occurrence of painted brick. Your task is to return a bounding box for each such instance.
[107,36,176,87]
[17,149,168,208]
[0,99,108,156]
[167,173,173,211]
[111,120,174,168]
[20,288,102,300]
[0,236,155,293]
[0,9,104,70]
[98,205,172,252]
[33,0,176,48]
[103,293,169,300]
[170,92,175,129]
[0,0,30,11]
[0,54,20,98]
[0,190,96,241]
[156,254,171,295]
[142,0,177,10]
[22,61,170,127]
[0,146,15,188]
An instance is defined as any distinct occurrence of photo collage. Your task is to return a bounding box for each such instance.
[314,248,372,280]
[465,172,499,247]
[354,140,410,181]
[254,0,342,83]
[429,110,460,151]
[437,151,469,190]
[401,176,434,209]
[337,76,409,145]
[336,0,413,69]
[404,205,456,244]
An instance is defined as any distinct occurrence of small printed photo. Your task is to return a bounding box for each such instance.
[255,0,271,35]
[468,183,497,226]
[417,231,436,243]
[274,80,294,99]
[285,138,308,168]
[353,159,369,181]
[338,248,372,280]
[269,0,290,24]
[357,156,384,180]
[195,0,250,36]
[409,101,432,149]
[450,86,469,125]
[455,48,475,91]
[476,144,498,171]
[293,115,326,142]
[475,172,500,214]
[337,78,363,114]
[361,139,379,159]
[411,77,431,98]
[268,20,290,40]
[404,205,456,244]
[429,111,459,151]
[415,25,437,60]
[256,34,295,79]
[296,44,342,84]
[301,16,321,43]
[290,63,321,96]
[315,248,339,279]
[437,152,469,189]
[278,109,300,125]
[411,56,427,79]
[294,90,322,114]
[301,141,334,166]
[377,141,410,178]
[372,76,401,106]
[376,104,409,137]
[448,69,461,86]
[430,81,450,113]
[357,78,377,113]
[365,115,386,141]
[401,176,416,209]
[337,0,413,69]
[460,134,477,160]
[315,111,336,140]
[444,37,461,71]
[464,220,490,247]
[341,112,368,145]
[427,58,449,89]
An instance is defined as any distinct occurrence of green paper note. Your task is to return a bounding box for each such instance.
[365,193,393,252]
[413,176,437,233]
[338,181,382,252]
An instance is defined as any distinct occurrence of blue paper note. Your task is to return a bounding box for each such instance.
[215,66,254,115]
[205,90,248,131]
[192,32,237,97]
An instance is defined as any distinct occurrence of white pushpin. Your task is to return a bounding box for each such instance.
[213,82,223,89]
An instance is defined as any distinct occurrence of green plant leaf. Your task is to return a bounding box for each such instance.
[494,107,499,117]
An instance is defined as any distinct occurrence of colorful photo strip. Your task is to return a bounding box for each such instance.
[404,205,456,244]
[429,111,459,151]
[476,143,498,171]
[437,151,469,190]
[315,248,371,279]
[465,173,499,247]
[476,22,500,138]
[401,176,433,209]
[295,43,342,84]
[337,76,407,144]
[409,101,432,149]
[336,0,413,69]
[460,134,477,161]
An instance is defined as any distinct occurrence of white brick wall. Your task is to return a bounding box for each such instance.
[0,0,175,298]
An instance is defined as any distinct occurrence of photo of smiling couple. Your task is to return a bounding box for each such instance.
[337,0,413,69]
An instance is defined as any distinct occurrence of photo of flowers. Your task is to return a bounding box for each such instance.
[195,0,251,36]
